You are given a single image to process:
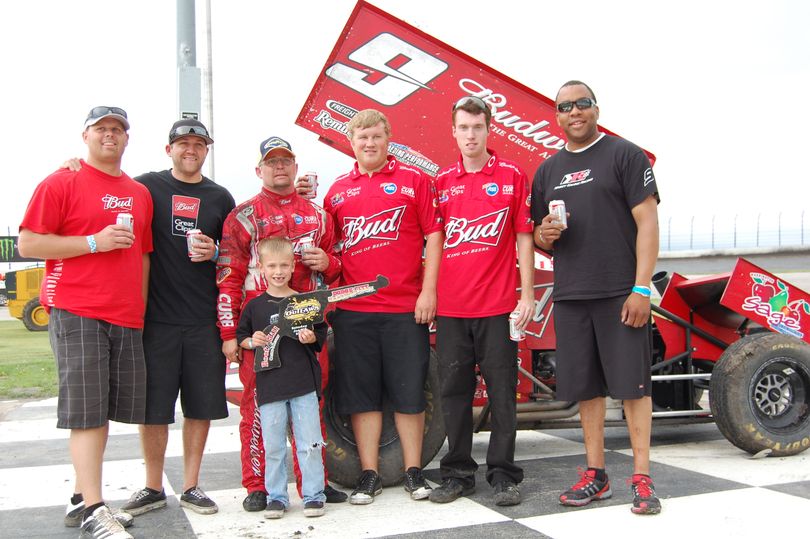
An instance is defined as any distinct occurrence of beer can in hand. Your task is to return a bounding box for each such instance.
[116,212,134,232]
[298,236,314,256]
[297,171,318,199]
[548,200,567,229]
[509,309,526,342]
[186,229,203,257]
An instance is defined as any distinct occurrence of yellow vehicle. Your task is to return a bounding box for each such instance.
[6,266,48,331]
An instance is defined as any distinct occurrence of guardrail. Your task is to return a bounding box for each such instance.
[660,210,807,252]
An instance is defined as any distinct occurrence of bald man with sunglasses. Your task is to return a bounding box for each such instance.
[532,80,662,515]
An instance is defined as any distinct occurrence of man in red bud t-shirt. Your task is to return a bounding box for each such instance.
[18,106,153,539]
[323,109,443,505]
[429,96,534,508]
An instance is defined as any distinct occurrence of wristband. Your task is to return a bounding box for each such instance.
[248,338,254,349]
[632,285,651,297]
[86,235,97,254]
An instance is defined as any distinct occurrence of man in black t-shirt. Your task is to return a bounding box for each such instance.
[531,81,662,515]
[120,120,236,517]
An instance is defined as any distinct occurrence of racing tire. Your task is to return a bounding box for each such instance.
[22,297,49,331]
[323,333,446,488]
[709,333,810,456]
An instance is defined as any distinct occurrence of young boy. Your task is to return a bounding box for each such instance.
[236,237,328,519]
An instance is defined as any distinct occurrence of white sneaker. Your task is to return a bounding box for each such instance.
[79,505,132,539]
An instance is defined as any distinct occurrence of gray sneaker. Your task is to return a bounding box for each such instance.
[65,499,133,528]
[121,487,167,516]
[428,477,475,504]
[180,486,218,515]
[493,481,521,506]
[79,505,132,539]
[264,499,287,519]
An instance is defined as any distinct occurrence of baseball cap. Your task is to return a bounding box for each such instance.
[169,119,214,145]
[258,136,295,164]
[84,106,130,130]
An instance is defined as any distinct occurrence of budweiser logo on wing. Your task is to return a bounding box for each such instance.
[444,207,509,249]
[342,205,405,250]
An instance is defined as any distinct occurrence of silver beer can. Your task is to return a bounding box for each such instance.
[116,212,133,232]
[298,236,314,255]
[509,309,525,342]
[549,200,567,229]
[298,171,318,200]
[186,229,202,257]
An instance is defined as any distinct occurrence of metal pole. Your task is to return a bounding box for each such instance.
[689,215,695,250]
[204,0,215,181]
[711,214,715,249]
[733,214,737,248]
[778,211,782,246]
[667,216,672,251]
[177,0,201,120]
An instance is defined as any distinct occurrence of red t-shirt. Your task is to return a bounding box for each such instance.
[435,151,533,317]
[19,161,154,328]
[324,157,442,312]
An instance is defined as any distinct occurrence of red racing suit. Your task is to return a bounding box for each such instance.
[217,187,340,493]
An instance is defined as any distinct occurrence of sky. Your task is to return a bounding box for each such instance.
[1,0,808,242]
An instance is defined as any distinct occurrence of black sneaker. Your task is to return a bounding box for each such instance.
[350,469,382,505]
[303,500,326,517]
[180,486,218,515]
[121,487,167,516]
[243,490,268,512]
[493,481,521,506]
[324,483,348,503]
[80,505,132,539]
[404,467,432,500]
[559,468,612,507]
[428,477,475,504]
[630,474,662,515]
[263,499,286,519]
[65,499,133,528]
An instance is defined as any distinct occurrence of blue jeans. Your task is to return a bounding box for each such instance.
[259,391,326,505]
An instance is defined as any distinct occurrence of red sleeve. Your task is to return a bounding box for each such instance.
[414,172,442,236]
[20,172,68,234]
[513,167,533,234]
[317,209,342,285]
[216,209,250,340]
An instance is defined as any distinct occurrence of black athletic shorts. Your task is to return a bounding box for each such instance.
[330,309,429,415]
[554,296,652,401]
[49,308,146,429]
[142,321,228,424]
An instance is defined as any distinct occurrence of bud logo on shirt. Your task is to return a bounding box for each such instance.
[342,205,405,250]
[483,183,499,196]
[555,169,593,189]
[172,195,201,236]
[382,183,397,195]
[444,207,509,249]
[102,194,133,211]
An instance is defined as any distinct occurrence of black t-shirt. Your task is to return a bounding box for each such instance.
[136,170,235,325]
[236,293,327,407]
[531,135,660,301]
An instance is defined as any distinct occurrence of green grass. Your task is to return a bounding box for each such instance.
[0,320,57,399]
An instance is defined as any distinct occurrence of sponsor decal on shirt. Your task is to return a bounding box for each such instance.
[304,215,318,224]
[382,183,397,195]
[555,169,593,190]
[330,193,345,206]
[400,186,415,197]
[503,185,514,195]
[643,167,655,187]
[444,207,509,249]
[102,194,133,211]
[450,185,465,197]
[483,183,499,196]
[216,267,231,285]
[293,214,304,225]
[270,215,284,225]
[342,205,405,250]
[438,190,449,204]
[347,187,362,197]
[172,195,201,236]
